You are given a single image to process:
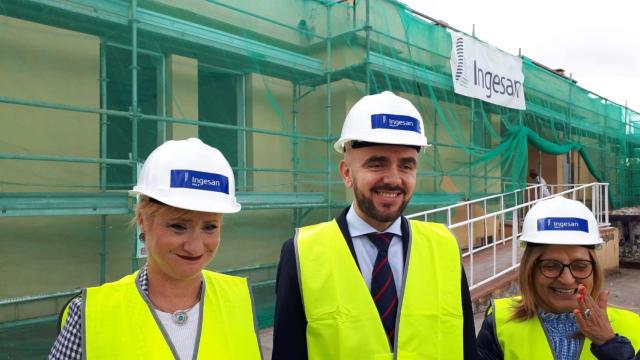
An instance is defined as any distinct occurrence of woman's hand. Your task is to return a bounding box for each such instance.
[574,284,616,345]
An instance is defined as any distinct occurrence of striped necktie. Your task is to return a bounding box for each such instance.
[366,232,398,349]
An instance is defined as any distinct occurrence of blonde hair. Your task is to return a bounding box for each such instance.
[134,196,210,227]
[512,244,604,320]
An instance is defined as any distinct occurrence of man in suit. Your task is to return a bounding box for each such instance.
[272,91,477,359]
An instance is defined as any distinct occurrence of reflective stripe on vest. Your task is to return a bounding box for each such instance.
[494,296,640,360]
[295,219,463,360]
[83,270,262,360]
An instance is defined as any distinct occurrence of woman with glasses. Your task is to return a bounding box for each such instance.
[476,196,640,360]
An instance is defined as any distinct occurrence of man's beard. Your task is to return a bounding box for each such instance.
[353,182,410,223]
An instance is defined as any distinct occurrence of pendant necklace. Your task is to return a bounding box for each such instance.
[170,301,199,325]
[149,295,200,325]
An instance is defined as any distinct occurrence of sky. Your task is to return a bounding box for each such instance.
[400,0,640,112]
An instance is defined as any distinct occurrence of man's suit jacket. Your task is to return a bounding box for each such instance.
[271,207,479,359]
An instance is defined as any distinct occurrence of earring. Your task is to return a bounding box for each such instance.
[139,233,145,242]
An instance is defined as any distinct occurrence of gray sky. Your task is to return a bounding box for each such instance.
[401,0,640,113]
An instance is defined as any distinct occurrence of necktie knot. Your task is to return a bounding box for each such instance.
[366,232,394,254]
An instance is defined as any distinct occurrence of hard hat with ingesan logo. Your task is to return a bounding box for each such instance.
[130,138,241,213]
[519,196,602,245]
[333,91,430,153]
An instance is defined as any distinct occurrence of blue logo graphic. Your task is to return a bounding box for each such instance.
[170,169,229,194]
[454,37,467,85]
[371,113,421,133]
[537,217,589,233]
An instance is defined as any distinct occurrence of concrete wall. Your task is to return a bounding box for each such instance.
[0,17,104,322]
[0,16,99,192]
[573,150,597,184]
[141,0,325,47]
[597,227,620,274]
[166,55,199,140]
[246,74,294,192]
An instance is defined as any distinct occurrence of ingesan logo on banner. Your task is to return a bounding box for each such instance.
[449,31,526,110]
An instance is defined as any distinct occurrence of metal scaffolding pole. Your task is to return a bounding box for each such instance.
[99,40,109,284]
[364,0,371,95]
[326,3,333,219]
[130,0,140,272]
[292,83,301,227]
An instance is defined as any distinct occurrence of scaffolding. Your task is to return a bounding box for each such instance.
[1,0,640,352]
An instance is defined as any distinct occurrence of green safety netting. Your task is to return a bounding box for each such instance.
[476,126,605,190]
[1,0,640,356]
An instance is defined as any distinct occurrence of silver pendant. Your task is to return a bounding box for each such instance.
[172,310,188,325]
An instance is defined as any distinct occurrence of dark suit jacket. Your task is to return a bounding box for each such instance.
[272,207,479,359]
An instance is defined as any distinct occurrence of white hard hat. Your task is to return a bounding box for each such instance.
[333,91,430,153]
[519,196,602,245]
[130,138,241,213]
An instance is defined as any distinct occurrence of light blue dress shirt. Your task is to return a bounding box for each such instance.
[346,204,404,297]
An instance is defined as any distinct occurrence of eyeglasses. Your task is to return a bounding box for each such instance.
[537,259,594,279]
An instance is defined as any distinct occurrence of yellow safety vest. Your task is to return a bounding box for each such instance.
[79,270,262,359]
[493,296,640,360]
[295,219,464,360]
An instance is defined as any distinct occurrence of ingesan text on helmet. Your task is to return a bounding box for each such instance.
[537,217,589,233]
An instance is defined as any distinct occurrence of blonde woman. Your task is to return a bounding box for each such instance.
[477,197,640,360]
[50,138,262,359]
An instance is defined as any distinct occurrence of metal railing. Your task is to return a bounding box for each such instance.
[407,182,610,290]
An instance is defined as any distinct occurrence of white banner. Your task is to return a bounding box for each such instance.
[449,31,526,110]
